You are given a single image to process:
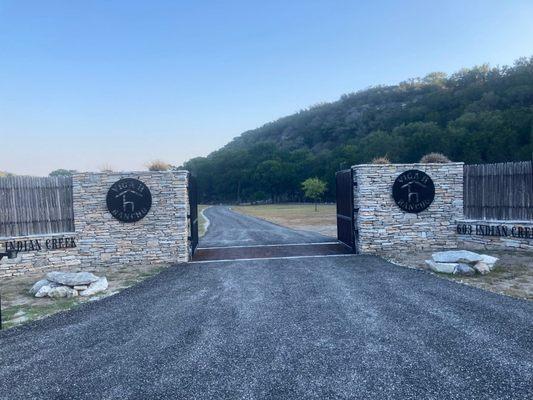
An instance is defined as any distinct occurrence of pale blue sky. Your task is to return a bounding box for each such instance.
[1,0,532,175]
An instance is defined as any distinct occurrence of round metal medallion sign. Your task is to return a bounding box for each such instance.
[106,178,152,222]
[392,169,435,213]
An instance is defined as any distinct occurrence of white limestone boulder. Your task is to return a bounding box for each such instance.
[425,260,457,274]
[35,285,54,298]
[46,271,100,286]
[29,279,52,295]
[473,261,491,275]
[453,263,476,276]
[479,254,499,270]
[80,277,108,297]
[432,250,484,264]
[47,286,79,298]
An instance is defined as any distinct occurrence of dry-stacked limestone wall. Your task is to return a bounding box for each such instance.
[353,163,464,254]
[73,171,190,267]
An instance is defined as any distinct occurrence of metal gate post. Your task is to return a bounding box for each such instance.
[187,175,199,256]
[336,169,356,253]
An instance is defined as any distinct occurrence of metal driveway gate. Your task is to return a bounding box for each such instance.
[188,175,199,255]
[335,169,356,252]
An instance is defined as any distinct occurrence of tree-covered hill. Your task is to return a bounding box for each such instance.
[184,57,533,202]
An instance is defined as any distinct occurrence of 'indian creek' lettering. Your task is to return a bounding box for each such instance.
[2,237,77,253]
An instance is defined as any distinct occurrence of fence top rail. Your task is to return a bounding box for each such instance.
[0,176,72,187]
[464,161,532,167]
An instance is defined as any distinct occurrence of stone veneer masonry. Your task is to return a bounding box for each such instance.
[74,171,190,268]
[0,171,190,278]
[353,163,464,254]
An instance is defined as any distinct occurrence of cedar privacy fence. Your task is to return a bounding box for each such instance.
[0,176,74,237]
[463,161,533,221]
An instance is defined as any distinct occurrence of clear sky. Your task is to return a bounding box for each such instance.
[1,0,532,176]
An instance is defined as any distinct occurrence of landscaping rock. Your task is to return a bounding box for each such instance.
[473,261,491,275]
[480,254,499,270]
[46,272,99,286]
[453,263,476,276]
[29,279,52,295]
[432,250,483,264]
[35,284,56,298]
[11,315,29,324]
[80,277,108,297]
[425,260,457,274]
[32,272,108,298]
[47,286,78,298]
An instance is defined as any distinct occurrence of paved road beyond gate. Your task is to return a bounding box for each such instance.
[192,206,351,261]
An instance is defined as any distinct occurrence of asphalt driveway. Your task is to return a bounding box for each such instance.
[0,209,532,399]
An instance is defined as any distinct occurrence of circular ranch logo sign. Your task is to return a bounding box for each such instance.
[106,178,152,222]
[392,170,435,213]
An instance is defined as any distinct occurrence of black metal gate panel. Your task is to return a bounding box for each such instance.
[336,169,356,252]
[188,175,199,256]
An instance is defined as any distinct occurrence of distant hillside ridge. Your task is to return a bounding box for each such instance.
[184,56,533,202]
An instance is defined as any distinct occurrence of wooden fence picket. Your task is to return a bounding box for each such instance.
[0,176,74,237]
[464,161,533,221]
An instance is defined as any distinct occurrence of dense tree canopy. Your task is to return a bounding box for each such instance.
[183,57,533,202]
